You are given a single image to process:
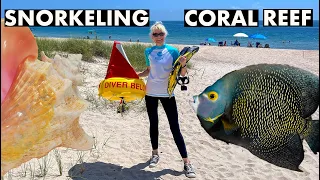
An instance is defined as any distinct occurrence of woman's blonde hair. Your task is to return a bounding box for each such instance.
[149,21,168,37]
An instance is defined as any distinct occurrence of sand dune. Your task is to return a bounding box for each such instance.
[2,43,319,180]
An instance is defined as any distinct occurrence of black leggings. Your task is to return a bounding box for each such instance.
[145,95,188,158]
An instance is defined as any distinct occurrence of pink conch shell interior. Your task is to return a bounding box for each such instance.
[1,19,38,103]
[1,20,94,176]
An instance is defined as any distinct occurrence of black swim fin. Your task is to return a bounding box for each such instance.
[180,46,190,56]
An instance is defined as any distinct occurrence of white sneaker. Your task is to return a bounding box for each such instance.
[184,163,196,178]
[149,154,159,168]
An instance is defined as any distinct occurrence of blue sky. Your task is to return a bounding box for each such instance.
[1,0,319,20]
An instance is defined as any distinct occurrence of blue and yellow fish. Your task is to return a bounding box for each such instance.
[192,64,319,171]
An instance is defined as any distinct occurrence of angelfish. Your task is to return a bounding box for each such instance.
[192,64,319,171]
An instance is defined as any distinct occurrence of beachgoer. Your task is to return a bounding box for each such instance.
[137,21,196,178]
[235,39,239,46]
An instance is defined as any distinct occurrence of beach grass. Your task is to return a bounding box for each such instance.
[36,38,153,71]
[35,38,192,71]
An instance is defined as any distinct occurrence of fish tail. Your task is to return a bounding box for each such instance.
[303,119,319,154]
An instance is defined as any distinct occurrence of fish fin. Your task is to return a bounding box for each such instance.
[204,118,243,146]
[303,119,319,154]
[197,115,236,145]
[250,134,304,171]
[221,117,239,135]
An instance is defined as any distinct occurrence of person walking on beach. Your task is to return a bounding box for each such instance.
[137,21,196,178]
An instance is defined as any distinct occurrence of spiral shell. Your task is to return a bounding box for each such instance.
[1,21,93,176]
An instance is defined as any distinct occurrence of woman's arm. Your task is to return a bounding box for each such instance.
[137,66,151,77]
[180,65,187,76]
[179,56,187,76]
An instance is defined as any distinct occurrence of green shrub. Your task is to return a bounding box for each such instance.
[35,38,189,70]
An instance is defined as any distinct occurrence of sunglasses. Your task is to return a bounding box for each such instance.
[152,32,165,37]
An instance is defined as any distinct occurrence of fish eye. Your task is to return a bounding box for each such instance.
[208,91,218,101]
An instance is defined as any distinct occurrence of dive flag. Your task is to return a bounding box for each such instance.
[105,41,139,79]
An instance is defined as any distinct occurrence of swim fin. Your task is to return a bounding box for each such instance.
[167,46,199,98]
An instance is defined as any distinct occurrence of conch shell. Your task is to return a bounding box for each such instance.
[1,20,38,103]
[1,20,94,176]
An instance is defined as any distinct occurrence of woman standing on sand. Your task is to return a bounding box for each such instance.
[137,21,196,178]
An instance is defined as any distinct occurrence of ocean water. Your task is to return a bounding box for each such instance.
[31,20,319,50]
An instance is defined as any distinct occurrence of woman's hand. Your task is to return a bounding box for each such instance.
[179,56,188,76]
[137,67,151,77]
[179,56,187,67]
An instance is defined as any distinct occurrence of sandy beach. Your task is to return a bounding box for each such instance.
[3,41,319,180]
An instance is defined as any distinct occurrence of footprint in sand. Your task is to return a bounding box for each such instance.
[225,172,234,177]
[249,176,262,180]
[246,159,254,163]
[230,165,241,169]
[216,172,225,178]
[198,140,215,149]
[244,168,255,175]
[245,163,255,168]
[218,167,228,172]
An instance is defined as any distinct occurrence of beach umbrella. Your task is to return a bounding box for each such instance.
[205,38,216,43]
[233,33,248,38]
[249,34,267,40]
